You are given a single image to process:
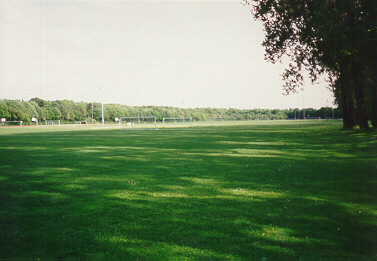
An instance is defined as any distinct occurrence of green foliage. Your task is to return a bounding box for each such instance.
[246,0,377,129]
[74,103,88,121]
[0,123,376,259]
[92,103,104,121]
[59,100,76,121]
[23,102,39,122]
[29,101,44,121]
[0,98,341,124]
[29,97,46,108]
[4,100,28,123]
[0,100,10,119]
[42,102,62,121]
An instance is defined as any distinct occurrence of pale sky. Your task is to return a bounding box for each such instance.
[0,0,334,109]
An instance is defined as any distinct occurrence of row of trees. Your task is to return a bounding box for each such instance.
[247,0,376,130]
[0,98,341,124]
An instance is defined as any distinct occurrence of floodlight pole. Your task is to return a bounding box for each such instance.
[91,103,94,124]
[102,103,104,127]
[182,101,185,123]
[302,95,305,120]
[99,86,104,127]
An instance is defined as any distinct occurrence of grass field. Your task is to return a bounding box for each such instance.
[0,122,376,260]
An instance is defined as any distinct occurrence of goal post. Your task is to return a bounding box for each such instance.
[120,116,157,130]
[45,120,61,126]
[162,117,192,123]
[0,121,23,127]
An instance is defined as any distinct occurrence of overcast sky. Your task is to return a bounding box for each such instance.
[0,0,334,109]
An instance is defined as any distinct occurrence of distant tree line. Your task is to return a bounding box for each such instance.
[0,98,341,124]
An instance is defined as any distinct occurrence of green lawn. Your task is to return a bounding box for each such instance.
[0,122,376,260]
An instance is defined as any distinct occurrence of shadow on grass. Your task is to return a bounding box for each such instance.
[0,124,376,259]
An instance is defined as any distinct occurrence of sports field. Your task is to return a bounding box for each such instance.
[0,122,376,259]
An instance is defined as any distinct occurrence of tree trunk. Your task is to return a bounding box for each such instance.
[339,62,356,129]
[352,62,369,130]
[372,86,377,129]
[371,60,377,129]
[340,81,356,129]
[369,2,377,129]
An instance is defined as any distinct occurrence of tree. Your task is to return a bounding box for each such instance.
[59,100,76,121]
[74,103,88,121]
[0,100,10,119]
[29,97,46,108]
[23,101,39,122]
[0,98,345,125]
[5,100,29,122]
[29,101,44,121]
[42,102,62,120]
[91,103,108,122]
[245,0,376,130]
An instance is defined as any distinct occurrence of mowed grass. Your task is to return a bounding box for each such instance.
[0,122,376,260]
